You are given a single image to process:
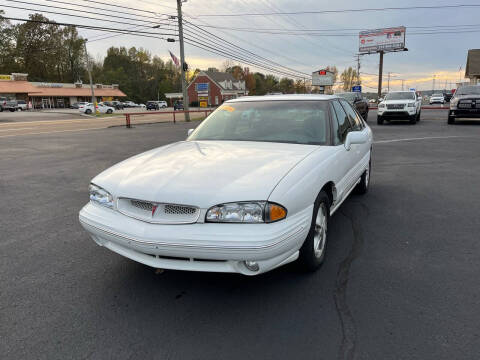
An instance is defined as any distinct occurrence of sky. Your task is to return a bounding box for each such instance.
[2,0,479,91]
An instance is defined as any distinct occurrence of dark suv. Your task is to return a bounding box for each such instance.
[174,100,184,111]
[146,101,160,110]
[337,92,369,120]
[448,85,480,124]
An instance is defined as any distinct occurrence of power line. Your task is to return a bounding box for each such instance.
[2,16,178,39]
[194,4,480,17]
[36,0,173,23]
[67,0,172,16]
[183,30,307,79]
[5,0,172,27]
[183,19,310,77]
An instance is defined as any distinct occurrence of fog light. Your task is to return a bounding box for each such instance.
[244,260,259,272]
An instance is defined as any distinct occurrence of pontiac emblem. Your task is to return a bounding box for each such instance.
[151,204,158,217]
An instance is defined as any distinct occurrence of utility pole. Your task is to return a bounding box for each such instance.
[356,54,361,85]
[377,51,384,99]
[84,39,96,117]
[432,74,436,93]
[401,79,405,91]
[177,0,190,121]
[387,72,391,92]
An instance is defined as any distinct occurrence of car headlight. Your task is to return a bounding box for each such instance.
[407,102,415,107]
[378,103,385,108]
[89,184,114,208]
[450,98,459,109]
[206,202,287,223]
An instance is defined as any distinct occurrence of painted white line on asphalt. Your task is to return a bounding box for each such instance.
[374,135,475,144]
[0,127,36,132]
[0,127,107,138]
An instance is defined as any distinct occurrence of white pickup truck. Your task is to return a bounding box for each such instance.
[377,91,422,125]
[0,97,19,112]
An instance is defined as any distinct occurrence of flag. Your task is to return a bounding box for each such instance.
[169,51,180,67]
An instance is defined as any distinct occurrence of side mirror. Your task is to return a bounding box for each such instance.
[187,128,194,137]
[345,131,368,151]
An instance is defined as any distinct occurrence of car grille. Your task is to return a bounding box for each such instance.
[117,198,200,224]
[386,104,405,110]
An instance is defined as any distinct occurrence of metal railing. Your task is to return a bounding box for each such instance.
[123,109,214,128]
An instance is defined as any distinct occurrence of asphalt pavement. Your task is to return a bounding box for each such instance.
[1,110,479,359]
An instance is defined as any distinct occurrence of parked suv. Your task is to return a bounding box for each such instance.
[337,92,369,120]
[377,91,422,125]
[448,85,480,124]
[16,100,28,111]
[146,101,160,110]
[174,100,184,111]
[429,93,445,104]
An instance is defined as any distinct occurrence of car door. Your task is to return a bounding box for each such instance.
[339,99,370,179]
[330,100,358,203]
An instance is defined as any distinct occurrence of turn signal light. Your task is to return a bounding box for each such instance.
[266,203,287,223]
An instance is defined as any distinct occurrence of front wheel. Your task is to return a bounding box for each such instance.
[448,115,455,124]
[409,115,417,124]
[106,109,113,114]
[377,116,384,125]
[298,191,330,271]
[417,111,421,122]
[85,109,92,114]
[355,160,371,194]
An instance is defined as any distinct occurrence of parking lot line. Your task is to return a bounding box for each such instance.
[0,127,36,132]
[374,135,476,144]
[0,126,108,138]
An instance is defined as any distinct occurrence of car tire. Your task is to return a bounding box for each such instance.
[0,106,3,112]
[448,115,455,124]
[355,159,371,195]
[107,109,113,114]
[9,108,15,112]
[409,115,416,124]
[85,109,92,114]
[417,111,421,122]
[298,190,330,271]
[377,116,384,125]
[363,111,369,121]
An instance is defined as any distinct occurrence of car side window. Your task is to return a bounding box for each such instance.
[329,102,341,146]
[331,100,352,143]
[339,99,363,131]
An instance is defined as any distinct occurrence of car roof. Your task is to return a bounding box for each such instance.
[227,94,338,103]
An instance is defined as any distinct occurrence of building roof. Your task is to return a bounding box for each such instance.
[201,71,245,91]
[0,81,39,94]
[27,87,126,97]
[465,49,480,77]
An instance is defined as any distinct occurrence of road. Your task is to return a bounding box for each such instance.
[0,109,208,137]
[1,110,479,359]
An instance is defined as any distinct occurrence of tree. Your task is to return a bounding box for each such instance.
[340,67,359,91]
[278,77,295,94]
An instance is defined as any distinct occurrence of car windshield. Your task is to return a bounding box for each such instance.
[385,92,415,100]
[456,86,480,95]
[337,93,356,102]
[188,100,329,145]
[432,93,443,97]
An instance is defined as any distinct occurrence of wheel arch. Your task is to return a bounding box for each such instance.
[319,181,337,208]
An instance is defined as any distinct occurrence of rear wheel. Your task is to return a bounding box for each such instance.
[377,116,384,125]
[9,108,15,112]
[106,109,113,114]
[299,191,330,271]
[85,109,92,114]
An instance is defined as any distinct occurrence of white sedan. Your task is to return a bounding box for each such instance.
[79,103,115,115]
[79,95,373,275]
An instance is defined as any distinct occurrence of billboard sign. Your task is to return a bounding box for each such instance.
[359,27,406,54]
[0,74,11,81]
[312,69,334,86]
[352,85,362,93]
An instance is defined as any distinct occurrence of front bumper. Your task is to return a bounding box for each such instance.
[79,202,312,275]
[449,108,480,118]
[378,109,416,119]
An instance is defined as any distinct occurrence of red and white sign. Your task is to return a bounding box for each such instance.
[312,69,334,86]
[359,27,406,54]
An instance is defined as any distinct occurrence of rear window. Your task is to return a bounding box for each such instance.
[17,100,26,104]
[456,86,480,95]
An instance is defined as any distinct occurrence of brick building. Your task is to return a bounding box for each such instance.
[187,71,248,107]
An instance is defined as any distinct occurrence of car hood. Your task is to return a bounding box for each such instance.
[91,141,323,208]
[383,99,415,104]
[454,94,480,100]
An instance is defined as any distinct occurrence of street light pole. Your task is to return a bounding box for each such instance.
[377,51,384,99]
[84,39,96,117]
[177,0,190,121]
